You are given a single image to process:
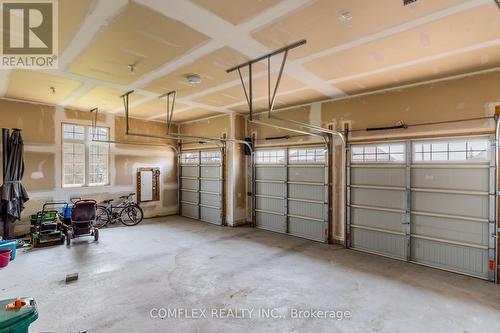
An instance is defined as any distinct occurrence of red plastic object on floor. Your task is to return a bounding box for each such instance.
[0,250,11,268]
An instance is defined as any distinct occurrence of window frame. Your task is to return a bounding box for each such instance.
[61,123,110,188]
[200,151,222,165]
[180,152,200,165]
[412,137,490,163]
[255,149,286,165]
[350,142,406,164]
[288,147,326,164]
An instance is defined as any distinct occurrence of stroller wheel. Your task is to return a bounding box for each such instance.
[66,231,72,246]
[94,228,99,242]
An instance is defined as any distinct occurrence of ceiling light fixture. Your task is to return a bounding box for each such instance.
[185,73,201,85]
[128,63,136,73]
[49,86,56,94]
[338,11,352,23]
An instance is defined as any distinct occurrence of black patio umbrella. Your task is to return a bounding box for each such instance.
[1,129,29,239]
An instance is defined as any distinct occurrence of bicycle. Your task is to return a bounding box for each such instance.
[94,193,144,228]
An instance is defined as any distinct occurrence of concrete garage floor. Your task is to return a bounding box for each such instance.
[1,216,499,333]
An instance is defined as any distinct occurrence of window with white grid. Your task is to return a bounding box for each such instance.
[181,152,199,164]
[413,138,489,162]
[62,124,109,187]
[351,143,406,163]
[289,148,326,164]
[201,151,221,164]
[255,150,286,164]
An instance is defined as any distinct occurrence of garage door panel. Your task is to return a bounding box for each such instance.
[181,203,199,219]
[181,190,198,204]
[289,217,324,242]
[351,207,404,233]
[256,197,285,213]
[288,167,324,183]
[181,179,199,191]
[201,179,221,193]
[412,192,488,219]
[351,188,406,210]
[200,193,221,208]
[255,147,327,242]
[412,168,488,192]
[289,201,323,220]
[201,207,221,225]
[351,228,406,259]
[256,182,285,197]
[201,166,220,178]
[351,167,406,187]
[411,215,488,246]
[181,166,198,177]
[411,238,488,278]
[256,166,286,181]
[256,211,286,232]
[289,184,324,201]
[349,137,496,281]
[181,150,222,225]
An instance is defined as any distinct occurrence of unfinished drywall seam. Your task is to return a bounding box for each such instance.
[297,0,491,64]
[58,0,129,70]
[329,39,500,85]
[136,0,343,100]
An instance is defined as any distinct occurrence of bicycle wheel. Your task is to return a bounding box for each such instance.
[120,204,144,226]
[94,206,110,229]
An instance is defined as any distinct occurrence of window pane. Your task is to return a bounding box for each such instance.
[390,145,404,154]
[448,141,466,152]
[89,142,109,185]
[89,127,109,141]
[181,152,199,164]
[351,143,405,163]
[201,151,221,164]
[413,138,489,162]
[432,152,447,161]
[289,148,325,163]
[62,142,85,186]
[256,150,286,164]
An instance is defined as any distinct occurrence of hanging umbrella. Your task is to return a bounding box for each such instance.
[1,129,29,239]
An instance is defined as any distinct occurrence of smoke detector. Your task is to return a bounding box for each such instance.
[185,73,201,85]
[338,11,352,23]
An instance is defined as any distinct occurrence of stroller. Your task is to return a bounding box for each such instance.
[62,199,99,246]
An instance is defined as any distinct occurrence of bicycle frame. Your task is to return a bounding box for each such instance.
[103,199,135,221]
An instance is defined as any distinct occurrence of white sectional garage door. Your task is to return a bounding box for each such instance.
[255,147,328,242]
[180,150,223,225]
[347,137,497,281]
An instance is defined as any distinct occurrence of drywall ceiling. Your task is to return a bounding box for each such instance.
[6,70,82,105]
[191,0,283,25]
[1,0,499,123]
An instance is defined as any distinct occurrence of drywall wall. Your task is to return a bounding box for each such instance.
[234,115,247,224]
[179,114,230,150]
[0,98,178,237]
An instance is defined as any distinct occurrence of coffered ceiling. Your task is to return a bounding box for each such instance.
[1,0,499,123]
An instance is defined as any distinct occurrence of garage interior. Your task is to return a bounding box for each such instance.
[1,0,500,332]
